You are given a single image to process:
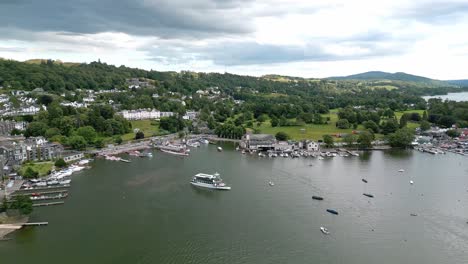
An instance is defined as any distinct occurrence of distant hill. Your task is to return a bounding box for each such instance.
[327,71,453,87]
[446,80,468,87]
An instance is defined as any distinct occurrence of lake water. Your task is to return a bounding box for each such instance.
[423,91,468,102]
[1,145,468,264]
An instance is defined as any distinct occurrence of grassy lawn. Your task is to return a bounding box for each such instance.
[255,108,425,141]
[121,120,161,141]
[20,161,54,177]
[395,109,425,120]
[257,121,365,141]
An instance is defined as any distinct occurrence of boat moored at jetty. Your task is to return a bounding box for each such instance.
[191,173,231,190]
[157,144,189,156]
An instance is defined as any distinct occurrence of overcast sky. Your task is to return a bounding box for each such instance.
[1,0,468,79]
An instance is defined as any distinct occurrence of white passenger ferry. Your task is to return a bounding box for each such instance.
[190,173,231,190]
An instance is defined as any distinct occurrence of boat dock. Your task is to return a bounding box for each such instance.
[22,222,48,226]
[14,185,70,195]
[33,201,65,207]
[11,190,68,197]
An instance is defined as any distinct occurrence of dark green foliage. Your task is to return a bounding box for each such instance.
[420,121,431,131]
[271,116,279,127]
[357,131,374,149]
[114,136,123,145]
[135,131,145,140]
[323,134,334,148]
[363,120,379,133]
[159,116,185,133]
[215,123,245,139]
[336,119,350,129]
[9,195,33,215]
[68,135,87,150]
[381,119,399,135]
[54,158,67,168]
[25,122,48,137]
[76,126,97,144]
[275,131,289,141]
[94,138,105,148]
[342,134,357,147]
[23,167,39,179]
[388,128,415,148]
[446,129,460,138]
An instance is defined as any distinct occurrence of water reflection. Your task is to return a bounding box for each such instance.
[384,149,413,159]
[190,186,223,200]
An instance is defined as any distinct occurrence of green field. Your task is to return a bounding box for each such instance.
[255,109,424,141]
[20,162,54,177]
[121,120,161,141]
[257,121,364,141]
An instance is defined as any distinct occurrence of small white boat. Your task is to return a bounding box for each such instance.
[398,169,405,173]
[410,180,414,185]
[318,156,324,160]
[217,146,223,152]
[269,181,275,186]
[320,227,330,235]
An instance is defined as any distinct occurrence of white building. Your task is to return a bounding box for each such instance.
[183,111,199,120]
[120,109,174,120]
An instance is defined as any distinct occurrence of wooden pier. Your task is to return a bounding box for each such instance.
[11,190,68,197]
[33,201,65,207]
[22,222,49,226]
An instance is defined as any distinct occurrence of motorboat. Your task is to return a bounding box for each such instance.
[326,209,339,215]
[363,193,374,198]
[398,169,405,173]
[312,196,324,201]
[269,181,275,186]
[362,179,368,183]
[320,227,330,235]
[217,146,223,152]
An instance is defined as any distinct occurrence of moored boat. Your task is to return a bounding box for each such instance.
[312,196,324,200]
[363,193,374,198]
[362,179,368,183]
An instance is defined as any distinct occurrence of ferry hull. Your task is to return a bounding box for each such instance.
[190,181,231,190]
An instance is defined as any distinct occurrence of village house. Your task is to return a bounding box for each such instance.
[298,140,320,151]
[62,151,85,163]
[0,120,27,135]
[0,137,63,163]
[183,111,199,120]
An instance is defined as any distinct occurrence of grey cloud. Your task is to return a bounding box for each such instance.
[0,0,254,39]
[0,46,24,52]
[145,37,406,66]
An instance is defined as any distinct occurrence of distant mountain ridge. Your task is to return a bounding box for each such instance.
[446,79,468,87]
[327,71,458,88]
[329,71,433,82]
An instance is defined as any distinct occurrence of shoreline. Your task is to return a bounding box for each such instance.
[0,214,29,240]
